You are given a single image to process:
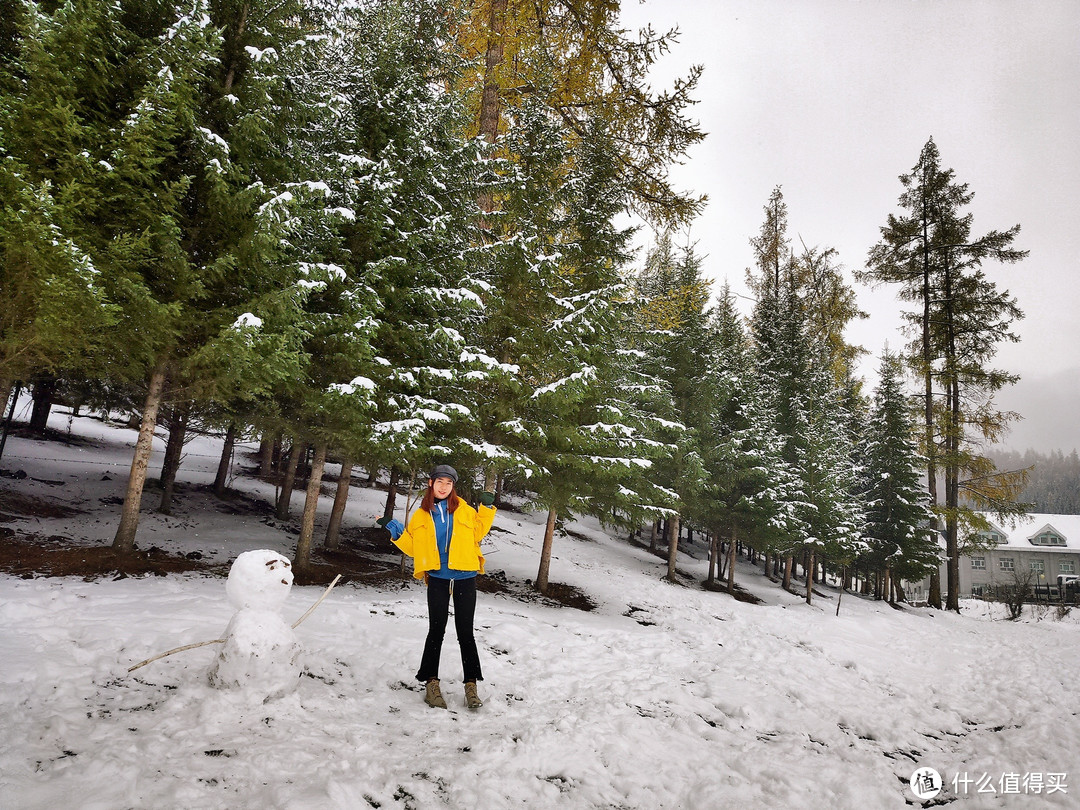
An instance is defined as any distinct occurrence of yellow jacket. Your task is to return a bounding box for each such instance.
[392,500,497,581]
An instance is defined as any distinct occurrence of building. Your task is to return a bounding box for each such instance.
[905,513,1080,603]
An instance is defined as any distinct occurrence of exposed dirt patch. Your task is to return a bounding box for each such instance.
[703,577,764,604]
[0,487,84,521]
[0,530,225,580]
[2,422,101,447]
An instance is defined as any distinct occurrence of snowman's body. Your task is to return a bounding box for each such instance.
[208,550,303,700]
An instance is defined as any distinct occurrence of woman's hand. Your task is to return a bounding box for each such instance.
[376,516,405,539]
[479,491,495,507]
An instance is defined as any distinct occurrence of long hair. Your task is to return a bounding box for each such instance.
[420,480,460,513]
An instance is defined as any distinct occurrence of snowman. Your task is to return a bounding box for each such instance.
[208,549,303,701]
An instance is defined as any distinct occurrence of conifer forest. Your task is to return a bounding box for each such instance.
[2,0,1035,612]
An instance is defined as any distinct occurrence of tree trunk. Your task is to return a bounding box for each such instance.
[884,568,893,605]
[782,555,793,591]
[296,441,327,570]
[325,456,353,550]
[383,466,399,522]
[0,379,11,424]
[158,400,191,514]
[276,440,304,520]
[727,526,737,595]
[945,377,961,612]
[707,532,717,584]
[836,566,845,617]
[112,356,169,553]
[0,380,21,465]
[536,506,558,594]
[805,548,815,605]
[213,422,237,496]
[666,514,681,583]
[259,433,275,478]
[928,569,942,608]
[476,0,508,219]
[29,375,56,433]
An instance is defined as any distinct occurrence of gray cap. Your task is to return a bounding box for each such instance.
[430,464,458,483]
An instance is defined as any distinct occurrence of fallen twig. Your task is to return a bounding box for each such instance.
[127,638,225,673]
[291,573,341,629]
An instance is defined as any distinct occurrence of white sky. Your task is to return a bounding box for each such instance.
[619,0,1080,453]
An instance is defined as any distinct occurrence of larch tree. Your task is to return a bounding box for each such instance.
[862,138,1028,610]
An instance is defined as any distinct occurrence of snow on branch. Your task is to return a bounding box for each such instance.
[532,367,596,399]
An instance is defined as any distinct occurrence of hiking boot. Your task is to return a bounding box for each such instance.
[464,680,483,709]
[424,679,447,709]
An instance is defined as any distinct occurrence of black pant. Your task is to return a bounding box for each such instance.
[416,576,483,683]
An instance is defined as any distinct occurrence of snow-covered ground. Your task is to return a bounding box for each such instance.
[1,401,1079,808]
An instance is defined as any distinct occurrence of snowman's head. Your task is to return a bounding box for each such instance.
[225,549,294,611]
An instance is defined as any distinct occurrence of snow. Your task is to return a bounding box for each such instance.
[1,403,1079,808]
[233,312,262,329]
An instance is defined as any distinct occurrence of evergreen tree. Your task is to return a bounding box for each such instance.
[275,0,490,555]
[631,232,715,582]
[862,137,1028,610]
[860,350,938,599]
[0,1,127,396]
[746,190,865,601]
[692,283,783,594]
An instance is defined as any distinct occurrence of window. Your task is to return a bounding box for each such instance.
[999,558,1015,572]
[1061,562,1076,575]
[1030,560,1045,573]
[1033,532,1065,546]
[971,556,986,570]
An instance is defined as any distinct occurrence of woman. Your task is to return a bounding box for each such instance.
[380,464,496,710]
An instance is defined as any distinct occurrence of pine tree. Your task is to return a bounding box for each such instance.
[746,189,866,602]
[470,102,655,593]
[0,1,123,392]
[862,137,1028,610]
[631,232,717,582]
[860,350,937,599]
[85,0,340,554]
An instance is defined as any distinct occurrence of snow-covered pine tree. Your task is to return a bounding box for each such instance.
[692,284,783,594]
[859,349,937,601]
[298,0,494,526]
[0,0,118,391]
[96,0,340,553]
[629,232,716,582]
[468,102,656,593]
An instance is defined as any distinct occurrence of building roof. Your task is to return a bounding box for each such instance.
[976,513,1080,554]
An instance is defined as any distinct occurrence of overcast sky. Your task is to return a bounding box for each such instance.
[617,0,1080,453]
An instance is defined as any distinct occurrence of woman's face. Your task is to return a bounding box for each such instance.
[431,476,454,500]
